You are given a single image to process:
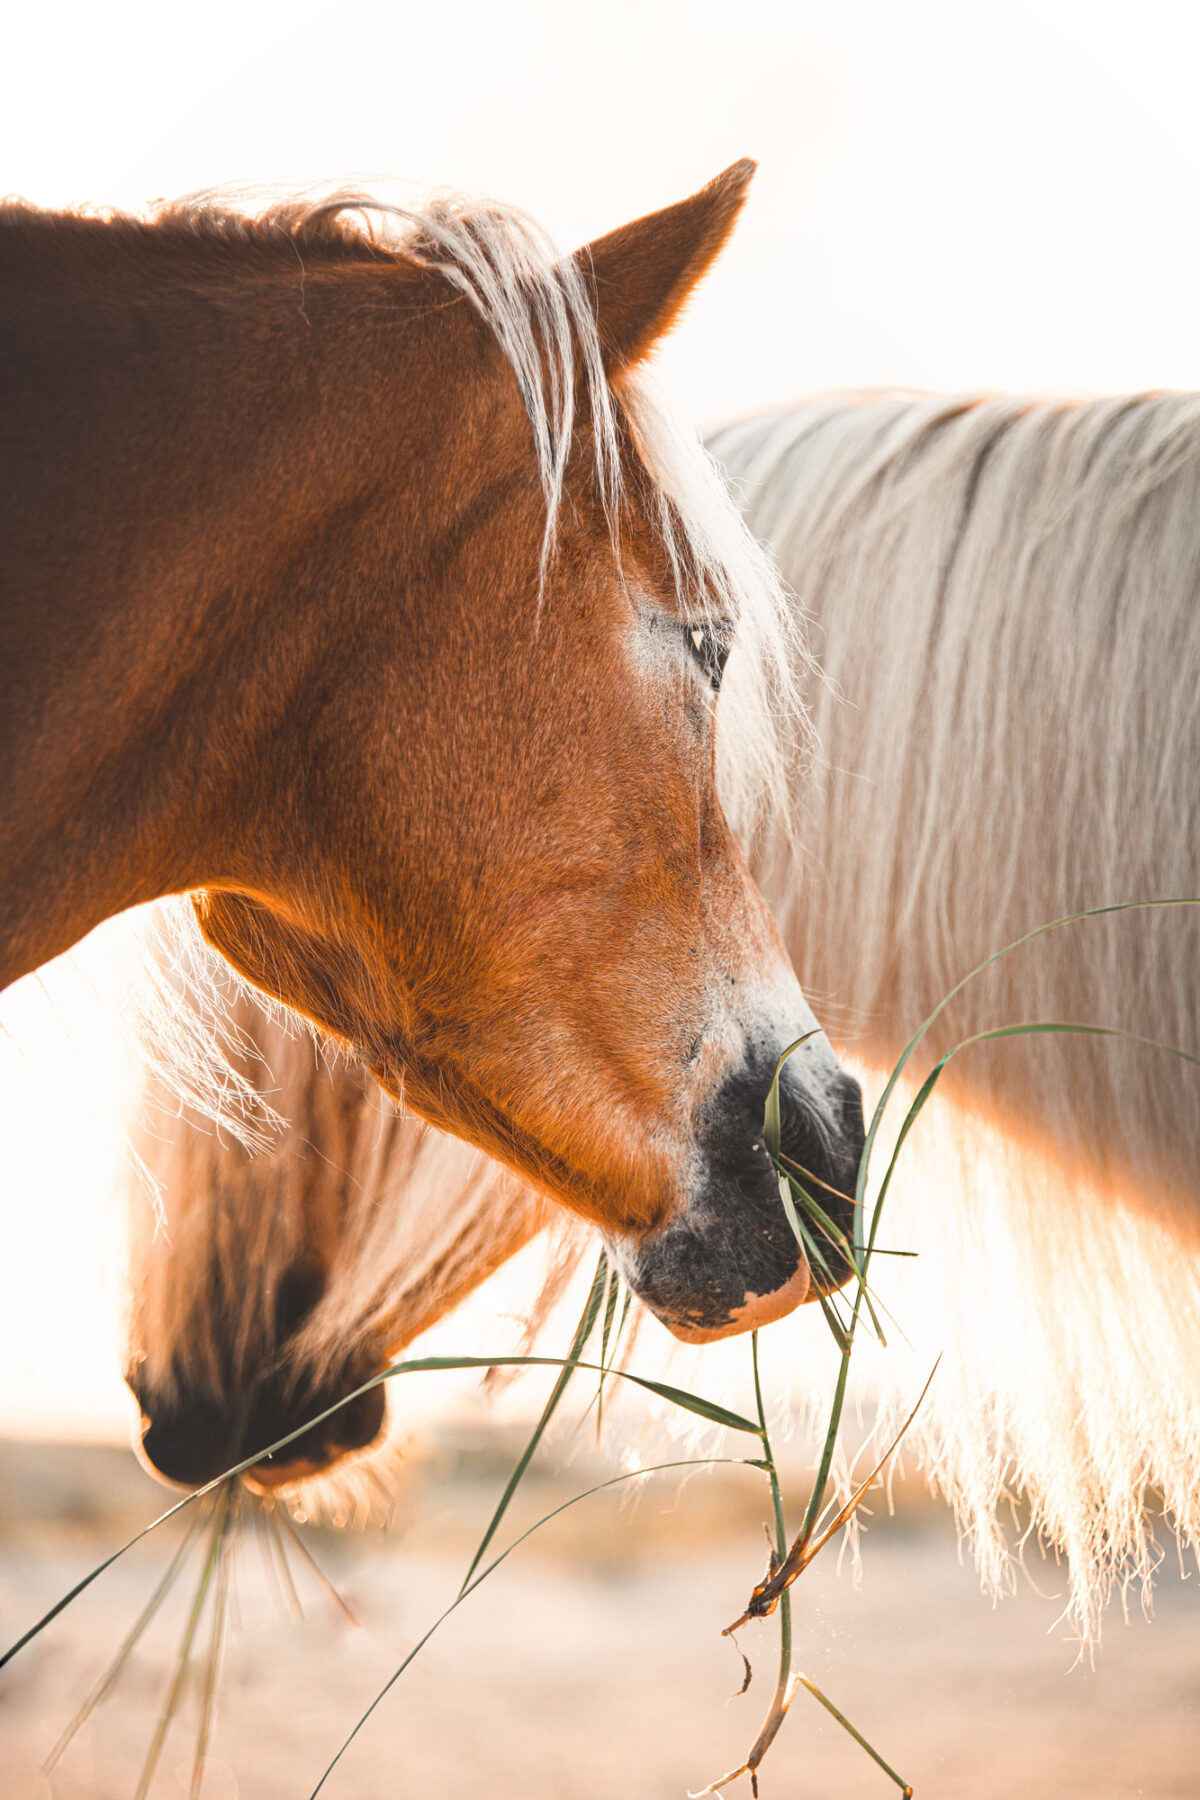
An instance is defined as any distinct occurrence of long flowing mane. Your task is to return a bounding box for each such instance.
[712,391,1200,1635]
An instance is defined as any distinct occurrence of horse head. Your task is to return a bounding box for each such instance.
[125,970,552,1489]
[189,164,863,1346]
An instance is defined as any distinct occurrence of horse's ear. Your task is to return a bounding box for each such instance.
[575,159,756,373]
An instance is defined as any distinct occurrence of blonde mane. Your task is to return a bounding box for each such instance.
[126,953,557,1416]
[712,391,1200,1636]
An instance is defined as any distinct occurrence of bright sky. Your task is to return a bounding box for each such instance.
[5,0,1200,1441]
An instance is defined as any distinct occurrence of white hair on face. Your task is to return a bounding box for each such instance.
[710,390,1200,1637]
[620,371,815,847]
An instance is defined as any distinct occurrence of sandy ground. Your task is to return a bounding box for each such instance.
[1,1435,1198,1800]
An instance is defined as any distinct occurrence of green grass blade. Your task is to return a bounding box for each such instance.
[774,1171,857,1353]
[273,1506,360,1630]
[751,1333,792,1706]
[796,1349,852,1554]
[458,1249,608,1595]
[43,1507,207,1771]
[763,1032,819,1159]
[308,1454,761,1798]
[134,1484,231,1800]
[598,1261,620,1373]
[595,1262,623,1440]
[189,1497,233,1800]
[789,1179,888,1346]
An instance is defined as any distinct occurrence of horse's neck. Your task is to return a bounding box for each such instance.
[0,218,412,988]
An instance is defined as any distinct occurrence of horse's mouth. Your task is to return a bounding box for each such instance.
[610,1065,864,1342]
[647,1257,815,1344]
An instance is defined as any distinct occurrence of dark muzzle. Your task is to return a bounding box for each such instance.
[613,1061,865,1342]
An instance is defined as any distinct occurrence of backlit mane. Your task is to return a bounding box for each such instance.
[712,390,1200,1638]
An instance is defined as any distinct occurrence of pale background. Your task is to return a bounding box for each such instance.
[3,0,1200,1438]
[4,7,1200,1795]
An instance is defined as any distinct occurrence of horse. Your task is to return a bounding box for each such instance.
[0,166,867,1438]
[130,389,1200,1636]
[125,931,559,1490]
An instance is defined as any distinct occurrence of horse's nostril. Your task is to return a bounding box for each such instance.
[273,1259,327,1340]
[246,1372,387,1484]
[139,1398,232,1488]
[135,1344,388,1490]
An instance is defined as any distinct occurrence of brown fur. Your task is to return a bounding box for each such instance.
[2,169,753,1222]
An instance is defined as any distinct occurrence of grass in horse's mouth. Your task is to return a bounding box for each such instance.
[11,897,1200,1797]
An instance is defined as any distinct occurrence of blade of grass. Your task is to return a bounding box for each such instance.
[458,1249,608,1594]
[786,1174,889,1346]
[595,1260,623,1441]
[794,1673,913,1794]
[569,1269,635,1454]
[273,1506,361,1630]
[43,1507,207,1771]
[752,1332,790,1689]
[309,1455,765,1797]
[762,1032,819,1159]
[764,1048,887,1350]
[693,1336,795,1800]
[189,1493,234,1800]
[134,1482,231,1800]
[264,1504,304,1622]
[252,1502,294,1624]
[774,1170,858,1342]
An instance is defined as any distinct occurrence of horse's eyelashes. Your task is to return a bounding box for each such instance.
[685,620,733,691]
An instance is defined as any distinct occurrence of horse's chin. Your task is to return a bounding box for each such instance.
[243,1457,333,1492]
[650,1259,814,1344]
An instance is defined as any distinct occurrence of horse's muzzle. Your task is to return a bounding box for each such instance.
[134,1359,387,1490]
[130,1265,389,1490]
[611,1059,864,1343]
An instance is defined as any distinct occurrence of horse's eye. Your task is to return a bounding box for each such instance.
[685,621,733,691]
